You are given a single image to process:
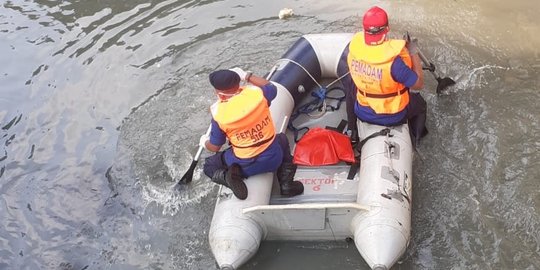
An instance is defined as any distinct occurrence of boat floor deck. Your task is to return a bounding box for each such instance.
[269,82,360,205]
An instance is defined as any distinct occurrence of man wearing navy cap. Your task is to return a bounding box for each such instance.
[342,6,428,146]
[200,68,303,200]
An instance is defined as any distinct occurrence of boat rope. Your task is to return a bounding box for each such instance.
[276,58,351,142]
[277,58,323,89]
[277,58,350,90]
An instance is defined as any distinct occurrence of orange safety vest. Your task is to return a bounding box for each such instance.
[347,33,413,114]
[211,85,276,159]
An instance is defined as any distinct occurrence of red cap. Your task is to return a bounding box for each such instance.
[363,6,389,45]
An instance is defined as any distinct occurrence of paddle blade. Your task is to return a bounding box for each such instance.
[436,77,456,94]
[173,181,190,192]
[175,159,198,186]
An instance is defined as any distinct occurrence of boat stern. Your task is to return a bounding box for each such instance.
[352,221,408,270]
[209,173,273,269]
[210,224,262,270]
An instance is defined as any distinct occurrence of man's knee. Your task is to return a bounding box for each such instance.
[203,153,226,178]
[410,93,427,112]
[276,133,288,148]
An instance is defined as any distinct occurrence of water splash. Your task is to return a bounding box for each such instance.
[463,65,509,89]
[140,154,216,216]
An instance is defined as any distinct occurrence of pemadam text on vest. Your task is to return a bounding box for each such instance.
[235,115,272,143]
[350,59,383,81]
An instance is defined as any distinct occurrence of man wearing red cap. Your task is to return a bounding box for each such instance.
[199,68,303,200]
[343,6,428,146]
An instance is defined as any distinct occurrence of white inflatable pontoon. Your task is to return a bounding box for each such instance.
[209,33,413,270]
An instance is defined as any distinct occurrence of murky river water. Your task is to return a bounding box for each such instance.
[1,0,539,269]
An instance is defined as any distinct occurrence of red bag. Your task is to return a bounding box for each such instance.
[293,127,355,166]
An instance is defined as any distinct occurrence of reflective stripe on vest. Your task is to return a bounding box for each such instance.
[211,86,276,158]
[347,32,413,114]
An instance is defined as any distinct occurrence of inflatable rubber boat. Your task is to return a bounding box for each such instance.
[208,33,413,270]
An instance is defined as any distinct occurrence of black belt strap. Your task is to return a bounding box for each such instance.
[347,162,360,180]
[361,88,408,99]
[325,119,348,133]
[347,128,393,180]
[357,128,392,152]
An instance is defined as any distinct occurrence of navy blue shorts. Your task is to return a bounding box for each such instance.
[203,133,292,178]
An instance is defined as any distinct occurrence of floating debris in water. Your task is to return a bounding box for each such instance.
[278,8,294,19]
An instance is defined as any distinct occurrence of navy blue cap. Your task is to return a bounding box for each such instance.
[209,70,240,90]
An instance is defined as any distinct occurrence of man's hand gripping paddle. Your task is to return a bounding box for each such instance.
[406,32,456,94]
